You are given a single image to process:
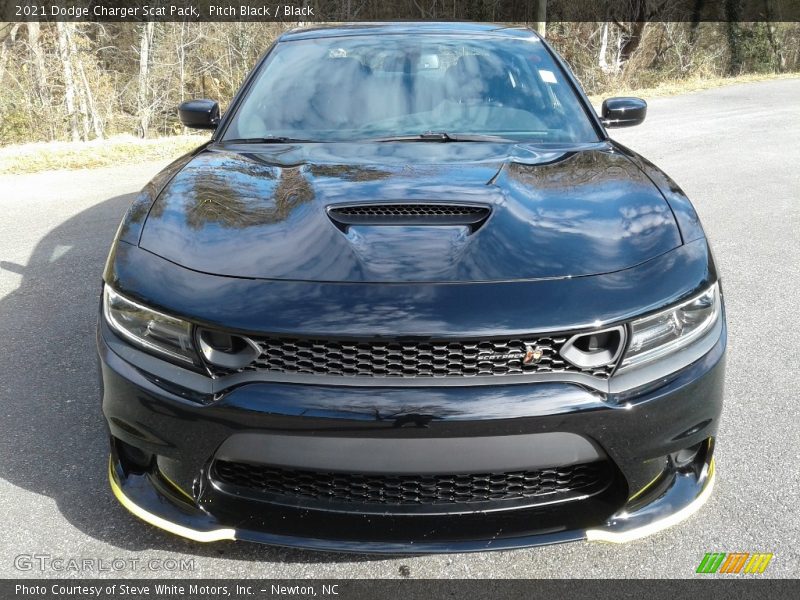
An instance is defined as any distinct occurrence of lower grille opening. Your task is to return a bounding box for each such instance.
[212,460,612,511]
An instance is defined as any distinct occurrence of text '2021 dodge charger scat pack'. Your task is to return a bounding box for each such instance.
[98,23,725,552]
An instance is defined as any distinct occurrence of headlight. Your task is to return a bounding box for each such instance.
[103,286,198,365]
[619,282,721,370]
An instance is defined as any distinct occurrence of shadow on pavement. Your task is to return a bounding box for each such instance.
[0,193,385,566]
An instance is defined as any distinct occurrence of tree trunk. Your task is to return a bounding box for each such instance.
[26,23,55,139]
[725,0,743,75]
[764,1,785,71]
[137,22,155,138]
[533,0,547,38]
[66,25,103,140]
[177,23,186,102]
[0,23,21,91]
[69,37,91,140]
[56,22,80,142]
[599,22,610,72]
[619,21,646,66]
[616,0,647,68]
[689,0,706,44]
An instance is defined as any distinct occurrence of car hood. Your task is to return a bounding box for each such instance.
[139,142,681,283]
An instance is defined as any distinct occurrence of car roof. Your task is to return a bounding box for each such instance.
[278,22,540,42]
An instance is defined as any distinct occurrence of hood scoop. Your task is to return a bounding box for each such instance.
[328,203,491,232]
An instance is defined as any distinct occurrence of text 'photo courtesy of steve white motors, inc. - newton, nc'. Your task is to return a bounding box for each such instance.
[14,583,337,597]
[28,3,315,19]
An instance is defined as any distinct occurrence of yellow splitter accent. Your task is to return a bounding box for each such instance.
[586,459,715,544]
[108,458,236,543]
[109,456,715,545]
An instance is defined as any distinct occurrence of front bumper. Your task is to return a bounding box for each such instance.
[109,455,715,551]
[99,319,725,553]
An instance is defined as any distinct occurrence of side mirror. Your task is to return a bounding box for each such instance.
[601,97,647,128]
[178,99,220,129]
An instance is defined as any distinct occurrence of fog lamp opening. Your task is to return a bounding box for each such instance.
[671,442,705,469]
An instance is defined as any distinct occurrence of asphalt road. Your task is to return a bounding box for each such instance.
[1,78,798,580]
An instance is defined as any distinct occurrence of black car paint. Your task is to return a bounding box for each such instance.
[99,23,724,551]
[136,144,682,283]
[100,313,724,550]
[107,228,716,340]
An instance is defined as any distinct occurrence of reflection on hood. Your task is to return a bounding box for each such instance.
[138,144,681,283]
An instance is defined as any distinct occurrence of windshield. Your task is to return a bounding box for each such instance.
[223,34,600,144]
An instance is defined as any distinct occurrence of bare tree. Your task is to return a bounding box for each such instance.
[533,0,547,38]
[764,1,786,71]
[0,23,21,92]
[71,28,104,139]
[599,22,611,72]
[137,22,155,138]
[55,22,80,142]
[26,23,55,139]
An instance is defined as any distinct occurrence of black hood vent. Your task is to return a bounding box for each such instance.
[328,203,491,232]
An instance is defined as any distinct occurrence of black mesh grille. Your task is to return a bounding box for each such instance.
[331,204,488,218]
[209,335,617,379]
[212,461,610,506]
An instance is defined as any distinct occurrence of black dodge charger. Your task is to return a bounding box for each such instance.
[99,23,725,551]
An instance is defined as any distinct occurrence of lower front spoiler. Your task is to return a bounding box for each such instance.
[108,451,716,553]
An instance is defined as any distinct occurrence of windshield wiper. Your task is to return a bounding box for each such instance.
[222,136,317,144]
[365,132,516,143]
[223,133,516,144]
